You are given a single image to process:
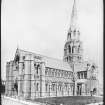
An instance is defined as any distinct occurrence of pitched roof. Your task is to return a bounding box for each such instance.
[17,49,73,72]
[43,56,72,71]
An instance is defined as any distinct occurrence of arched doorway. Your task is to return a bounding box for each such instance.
[77,83,82,95]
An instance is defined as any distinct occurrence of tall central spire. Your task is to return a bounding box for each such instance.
[63,0,83,64]
[70,0,78,29]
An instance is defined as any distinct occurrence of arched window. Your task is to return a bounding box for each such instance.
[58,84,62,91]
[15,55,20,63]
[23,56,25,60]
[68,72,71,78]
[67,33,70,39]
[60,85,62,91]
[61,70,63,77]
[54,69,57,77]
[65,83,68,90]
[67,57,68,62]
[72,46,76,53]
[69,33,71,38]
[34,63,37,70]
[45,68,48,75]
[65,71,67,77]
[52,69,54,76]
[78,72,80,79]
[36,83,39,91]
[78,56,80,60]
[52,84,55,91]
[68,45,71,53]
[23,63,25,69]
[93,88,97,94]
[48,68,51,75]
[84,71,87,79]
[68,32,71,38]
[36,64,40,74]
[81,72,83,79]
[72,46,74,53]
[64,71,66,77]
[46,83,48,92]
[58,70,60,77]
[78,45,80,53]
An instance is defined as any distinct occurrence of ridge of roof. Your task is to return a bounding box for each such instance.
[18,48,65,62]
[17,48,72,71]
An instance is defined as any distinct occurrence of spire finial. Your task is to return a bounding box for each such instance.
[70,0,78,29]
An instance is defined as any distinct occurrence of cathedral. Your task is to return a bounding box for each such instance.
[5,0,99,100]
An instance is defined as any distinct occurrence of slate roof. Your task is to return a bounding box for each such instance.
[43,56,72,71]
[17,49,73,72]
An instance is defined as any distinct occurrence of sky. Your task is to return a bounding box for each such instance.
[1,0,103,84]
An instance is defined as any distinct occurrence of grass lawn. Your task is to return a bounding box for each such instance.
[32,96,103,105]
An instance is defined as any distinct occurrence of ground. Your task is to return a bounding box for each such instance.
[2,95,103,105]
[32,96,103,105]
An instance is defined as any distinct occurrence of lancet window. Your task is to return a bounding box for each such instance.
[84,71,87,79]
[67,57,68,62]
[81,72,83,79]
[45,68,48,75]
[72,46,74,53]
[36,64,40,74]
[52,69,54,76]
[23,63,25,69]
[55,69,57,77]
[68,45,71,53]
[36,83,39,91]
[52,83,55,91]
[65,83,68,90]
[77,72,80,79]
[46,83,48,92]
[61,70,64,77]
[68,72,71,78]
[78,45,80,53]
[58,84,62,91]
[48,68,51,76]
[58,70,60,77]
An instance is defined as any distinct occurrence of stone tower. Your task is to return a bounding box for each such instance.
[63,0,83,64]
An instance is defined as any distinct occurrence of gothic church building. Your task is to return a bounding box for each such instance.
[5,0,99,100]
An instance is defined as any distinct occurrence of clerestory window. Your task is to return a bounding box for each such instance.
[68,45,71,53]
[72,46,74,53]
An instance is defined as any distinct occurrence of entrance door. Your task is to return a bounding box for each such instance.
[77,84,82,95]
